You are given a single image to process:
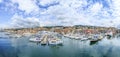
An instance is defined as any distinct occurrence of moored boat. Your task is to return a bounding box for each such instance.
[105,31,113,38]
[29,38,42,42]
[90,38,99,42]
[90,34,103,42]
[81,38,88,41]
[48,38,63,45]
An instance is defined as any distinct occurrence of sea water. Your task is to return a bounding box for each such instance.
[0,32,120,57]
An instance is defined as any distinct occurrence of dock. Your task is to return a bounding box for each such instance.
[41,35,48,45]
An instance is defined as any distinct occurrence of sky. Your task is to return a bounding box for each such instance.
[0,0,120,28]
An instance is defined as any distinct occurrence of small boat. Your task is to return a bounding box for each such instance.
[48,38,63,45]
[90,35,100,42]
[90,38,99,42]
[88,34,93,39]
[105,31,113,37]
[64,34,82,40]
[64,34,71,38]
[80,35,88,41]
[74,37,81,40]
[98,35,104,40]
[81,38,88,41]
[29,38,42,42]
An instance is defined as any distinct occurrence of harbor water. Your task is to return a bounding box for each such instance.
[0,32,120,57]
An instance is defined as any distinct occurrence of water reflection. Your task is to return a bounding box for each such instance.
[90,41,98,45]
[1,32,120,57]
[0,38,18,57]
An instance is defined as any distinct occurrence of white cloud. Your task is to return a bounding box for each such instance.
[90,3,102,15]
[0,0,120,28]
[0,0,2,3]
[11,14,63,28]
[39,0,59,6]
[11,0,39,14]
[112,0,120,17]
[0,24,11,29]
[11,14,41,28]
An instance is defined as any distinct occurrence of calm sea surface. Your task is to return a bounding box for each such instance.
[0,32,120,57]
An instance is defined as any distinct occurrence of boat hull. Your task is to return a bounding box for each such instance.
[29,38,41,42]
[48,40,63,45]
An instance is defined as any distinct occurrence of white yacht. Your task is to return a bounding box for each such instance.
[106,31,113,37]
[29,38,42,42]
[48,38,63,45]
[64,34,82,40]
[90,34,104,42]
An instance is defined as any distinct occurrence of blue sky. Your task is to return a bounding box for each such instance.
[0,10,13,24]
[0,0,120,28]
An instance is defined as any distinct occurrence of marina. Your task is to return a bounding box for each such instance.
[0,25,120,57]
[1,0,120,57]
[2,26,118,43]
[0,31,120,57]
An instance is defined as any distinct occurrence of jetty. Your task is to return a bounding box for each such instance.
[41,35,48,45]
